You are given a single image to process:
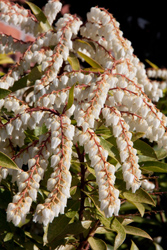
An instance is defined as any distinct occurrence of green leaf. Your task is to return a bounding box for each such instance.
[99,137,120,163]
[0,151,19,170]
[124,225,152,240]
[44,200,80,244]
[129,202,145,217]
[0,88,11,99]
[130,241,139,250]
[154,242,164,250]
[65,84,75,111]
[67,52,80,70]
[75,39,96,51]
[26,1,52,32]
[82,190,113,229]
[122,188,155,206]
[10,65,42,92]
[88,237,107,250]
[145,59,159,69]
[77,51,104,70]
[34,125,48,137]
[3,232,14,242]
[131,132,145,142]
[0,54,14,64]
[139,161,167,173]
[83,67,104,73]
[155,148,167,160]
[111,218,126,250]
[134,140,157,159]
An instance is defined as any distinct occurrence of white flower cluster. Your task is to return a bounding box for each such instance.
[0,0,38,35]
[141,177,155,191]
[44,0,62,25]
[79,7,163,102]
[0,33,31,54]
[147,68,167,79]
[76,128,120,217]
[0,2,167,226]
[74,74,112,132]
[102,107,141,193]
[147,68,167,91]
[33,115,74,226]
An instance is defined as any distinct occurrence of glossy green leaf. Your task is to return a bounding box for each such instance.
[131,132,145,142]
[0,151,19,170]
[129,201,145,217]
[26,1,52,32]
[67,52,80,70]
[65,84,75,111]
[10,65,42,92]
[0,88,11,99]
[88,237,107,250]
[124,225,152,240]
[134,140,157,159]
[122,188,155,206]
[77,51,104,70]
[139,161,167,173]
[111,218,126,250]
[130,241,139,250]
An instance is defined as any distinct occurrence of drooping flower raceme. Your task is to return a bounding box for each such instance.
[0,1,167,226]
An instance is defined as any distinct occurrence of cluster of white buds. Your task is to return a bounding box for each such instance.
[141,177,155,191]
[147,68,167,79]
[44,0,62,25]
[33,115,74,226]
[0,33,31,54]
[0,2,167,226]
[147,68,167,92]
[102,107,141,193]
[76,128,120,217]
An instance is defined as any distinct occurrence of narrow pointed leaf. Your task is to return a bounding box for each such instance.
[84,67,104,73]
[145,59,159,69]
[0,88,11,99]
[130,241,139,250]
[77,51,104,69]
[26,1,52,32]
[65,84,75,111]
[75,39,96,51]
[111,218,126,250]
[67,52,80,70]
[124,225,152,240]
[0,151,19,170]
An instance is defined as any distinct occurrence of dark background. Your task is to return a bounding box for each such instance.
[37,0,167,68]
